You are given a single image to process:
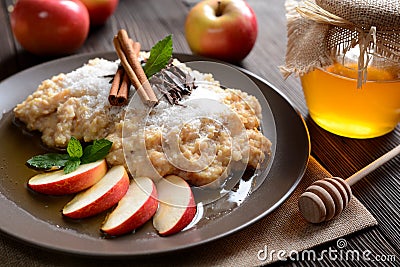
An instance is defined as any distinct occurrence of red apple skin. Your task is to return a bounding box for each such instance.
[79,0,119,26]
[185,0,258,62]
[62,166,130,219]
[157,195,196,237]
[28,159,107,195]
[10,0,90,55]
[101,178,158,236]
[153,175,197,236]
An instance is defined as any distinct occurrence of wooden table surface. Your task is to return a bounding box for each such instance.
[1,0,399,266]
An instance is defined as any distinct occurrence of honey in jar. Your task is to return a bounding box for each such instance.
[300,61,400,138]
[283,0,400,138]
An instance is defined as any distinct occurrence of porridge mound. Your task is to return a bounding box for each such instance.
[14,57,272,186]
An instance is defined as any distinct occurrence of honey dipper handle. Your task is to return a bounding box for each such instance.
[346,144,400,186]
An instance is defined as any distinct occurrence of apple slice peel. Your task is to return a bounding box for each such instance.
[101,177,158,236]
[62,165,130,219]
[153,175,197,236]
[28,159,107,195]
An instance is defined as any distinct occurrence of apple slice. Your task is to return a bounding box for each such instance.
[28,159,107,195]
[101,177,158,236]
[153,175,197,236]
[62,165,130,219]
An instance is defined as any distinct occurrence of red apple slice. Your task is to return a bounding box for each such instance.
[62,165,130,219]
[28,159,107,195]
[101,177,158,236]
[153,175,197,236]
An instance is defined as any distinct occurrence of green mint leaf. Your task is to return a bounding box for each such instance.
[26,137,112,174]
[64,158,81,174]
[143,35,173,78]
[81,139,113,164]
[67,137,83,158]
[82,144,93,162]
[26,153,70,169]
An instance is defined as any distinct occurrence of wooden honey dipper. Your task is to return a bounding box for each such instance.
[299,144,400,223]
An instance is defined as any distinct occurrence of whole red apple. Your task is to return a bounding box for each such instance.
[10,0,90,56]
[185,0,258,63]
[79,0,119,26]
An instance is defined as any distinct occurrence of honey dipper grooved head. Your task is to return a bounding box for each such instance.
[298,177,353,223]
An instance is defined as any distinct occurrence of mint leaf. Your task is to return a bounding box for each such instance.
[67,137,83,158]
[81,139,113,164]
[27,153,70,169]
[64,158,81,174]
[26,137,112,174]
[143,35,173,78]
[81,144,93,162]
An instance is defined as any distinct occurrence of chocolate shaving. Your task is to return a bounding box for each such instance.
[101,74,116,82]
[102,64,124,84]
[153,64,197,105]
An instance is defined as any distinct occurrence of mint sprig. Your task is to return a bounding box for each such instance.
[26,153,70,170]
[64,158,81,174]
[143,34,173,78]
[27,137,112,174]
[81,139,113,164]
[67,137,83,158]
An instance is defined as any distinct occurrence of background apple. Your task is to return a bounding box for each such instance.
[185,0,258,63]
[10,0,90,55]
[79,0,119,26]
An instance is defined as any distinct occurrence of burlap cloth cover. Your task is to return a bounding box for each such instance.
[0,156,377,266]
[281,0,400,85]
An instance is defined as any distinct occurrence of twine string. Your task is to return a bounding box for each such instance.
[296,1,382,87]
[289,0,400,86]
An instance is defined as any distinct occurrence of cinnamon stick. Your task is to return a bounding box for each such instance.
[117,30,158,106]
[108,66,123,105]
[116,72,130,105]
[108,66,130,106]
[113,35,150,104]
[132,41,141,56]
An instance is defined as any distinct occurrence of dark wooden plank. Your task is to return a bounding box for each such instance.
[0,0,18,81]
[118,0,190,51]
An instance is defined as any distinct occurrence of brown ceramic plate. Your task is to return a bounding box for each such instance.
[0,52,309,257]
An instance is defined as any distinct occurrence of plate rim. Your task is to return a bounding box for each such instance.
[0,51,310,257]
